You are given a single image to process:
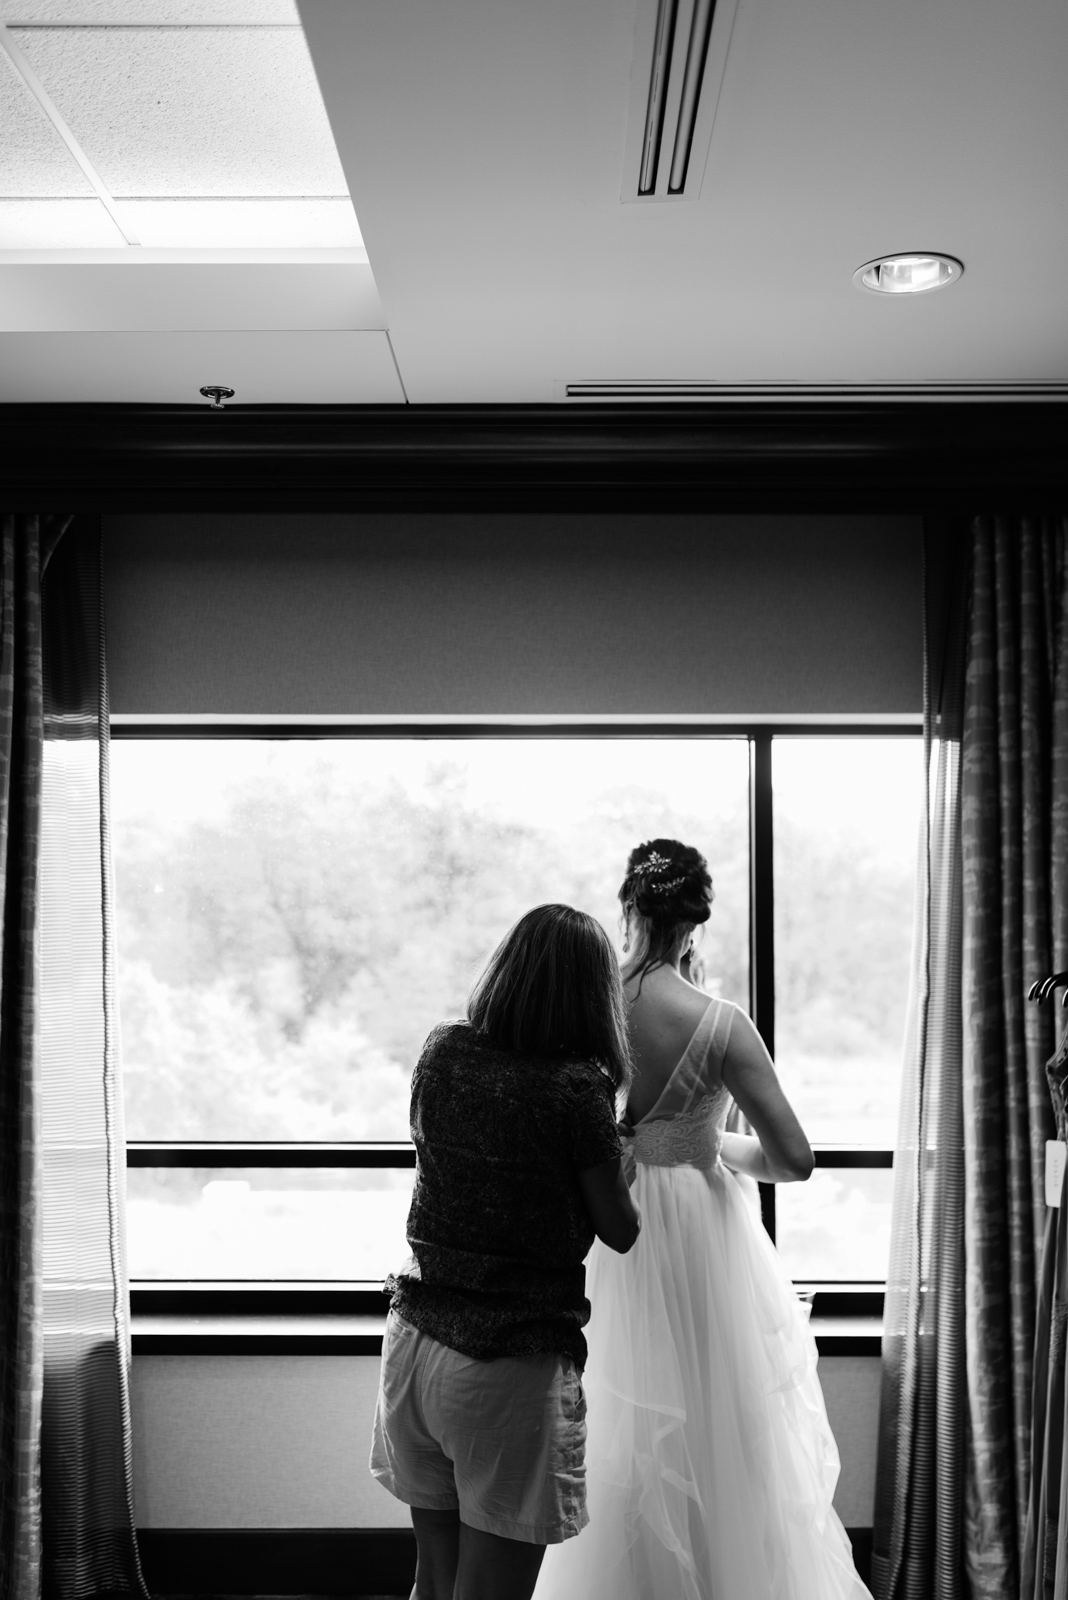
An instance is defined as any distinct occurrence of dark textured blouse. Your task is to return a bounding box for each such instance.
[386,1020,622,1368]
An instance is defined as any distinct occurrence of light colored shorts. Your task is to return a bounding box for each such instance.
[369,1309,588,1544]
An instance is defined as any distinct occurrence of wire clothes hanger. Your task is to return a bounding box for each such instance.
[1028,972,1068,1008]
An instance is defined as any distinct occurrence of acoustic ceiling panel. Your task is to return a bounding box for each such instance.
[10,25,348,196]
[0,42,94,193]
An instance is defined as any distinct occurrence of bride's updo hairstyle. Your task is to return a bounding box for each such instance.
[619,839,714,981]
[468,903,633,1093]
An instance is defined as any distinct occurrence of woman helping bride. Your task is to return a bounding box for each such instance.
[535,839,873,1600]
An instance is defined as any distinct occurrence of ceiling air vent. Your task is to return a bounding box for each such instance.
[622,0,739,202]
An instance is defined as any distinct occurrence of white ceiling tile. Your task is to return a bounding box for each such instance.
[0,329,405,401]
[118,196,361,247]
[12,25,348,196]
[1,3,299,21]
[0,46,95,193]
[0,196,123,243]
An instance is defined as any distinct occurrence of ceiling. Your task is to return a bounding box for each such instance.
[0,0,358,247]
[0,0,1065,403]
[0,0,396,400]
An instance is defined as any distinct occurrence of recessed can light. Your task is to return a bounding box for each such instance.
[854,254,963,294]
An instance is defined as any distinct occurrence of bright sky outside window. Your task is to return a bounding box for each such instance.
[0,0,363,249]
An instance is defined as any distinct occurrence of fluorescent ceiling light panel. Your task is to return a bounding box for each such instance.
[0,3,300,21]
[116,197,361,248]
[0,196,362,249]
[0,196,120,245]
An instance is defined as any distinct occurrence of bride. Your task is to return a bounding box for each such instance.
[535,839,873,1600]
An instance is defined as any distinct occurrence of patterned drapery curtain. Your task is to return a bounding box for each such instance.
[0,513,145,1600]
[873,516,1068,1600]
[0,513,65,1600]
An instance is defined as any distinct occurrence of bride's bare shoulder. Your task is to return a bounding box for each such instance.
[624,969,715,1117]
[625,966,712,1029]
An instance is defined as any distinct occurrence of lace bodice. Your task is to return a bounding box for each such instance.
[631,1082,732,1171]
[626,999,736,1173]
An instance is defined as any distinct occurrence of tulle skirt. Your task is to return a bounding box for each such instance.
[534,1159,873,1600]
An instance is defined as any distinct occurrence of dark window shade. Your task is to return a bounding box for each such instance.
[104,513,921,717]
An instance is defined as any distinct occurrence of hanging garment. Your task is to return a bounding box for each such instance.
[1024,1024,1068,1600]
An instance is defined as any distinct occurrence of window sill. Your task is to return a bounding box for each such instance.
[132,1314,385,1355]
[131,1281,389,1317]
[808,1317,882,1357]
[130,1309,883,1358]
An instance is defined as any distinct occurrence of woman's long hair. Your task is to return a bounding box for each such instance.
[619,838,714,987]
[467,904,633,1094]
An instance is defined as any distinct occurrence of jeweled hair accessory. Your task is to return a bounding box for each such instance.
[636,851,672,875]
[649,875,686,895]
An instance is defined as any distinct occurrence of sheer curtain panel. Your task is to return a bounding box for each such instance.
[872,519,968,1600]
[39,520,145,1599]
[874,516,1068,1600]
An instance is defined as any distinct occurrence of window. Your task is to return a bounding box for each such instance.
[771,737,920,1284]
[114,728,920,1302]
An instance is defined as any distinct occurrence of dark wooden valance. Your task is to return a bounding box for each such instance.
[2,401,1065,513]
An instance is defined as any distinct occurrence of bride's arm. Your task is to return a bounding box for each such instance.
[719,1131,783,1181]
[721,1011,813,1183]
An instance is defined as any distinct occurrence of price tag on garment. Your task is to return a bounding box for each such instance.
[1046,1140,1066,1208]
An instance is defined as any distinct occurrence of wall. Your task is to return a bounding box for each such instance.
[132,1356,405,1530]
[132,1353,881,1531]
[104,513,922,717]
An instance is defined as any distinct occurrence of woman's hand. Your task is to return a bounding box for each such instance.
[578,1156,641,1251]
[616,1118,637,1187]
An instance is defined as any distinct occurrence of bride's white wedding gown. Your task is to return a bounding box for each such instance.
[535,998,873,1600]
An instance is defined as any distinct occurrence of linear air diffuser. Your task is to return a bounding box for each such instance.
[622,0,739,202]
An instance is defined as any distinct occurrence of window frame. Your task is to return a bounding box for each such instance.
[116,718,918,1341]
